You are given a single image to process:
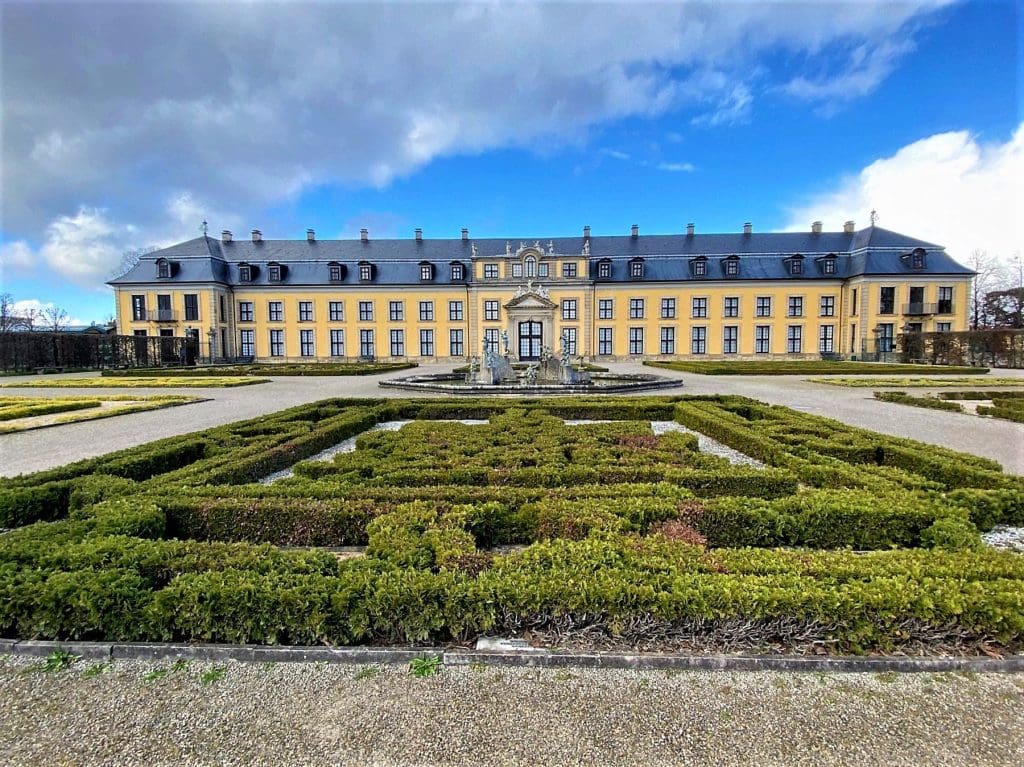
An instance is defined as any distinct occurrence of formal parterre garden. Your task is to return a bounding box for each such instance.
[0,395,202,433]
[1,395,1023,656]
[875,390,1024,423]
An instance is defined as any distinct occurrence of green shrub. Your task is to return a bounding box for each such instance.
[921,517,982,551]
[874,391,964,412]
[0,482,71,527]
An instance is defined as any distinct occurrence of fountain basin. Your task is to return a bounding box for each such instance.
[379,371,680,394]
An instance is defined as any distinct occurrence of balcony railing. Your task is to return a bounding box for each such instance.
[147,309,177,322]
[902,303,937,316]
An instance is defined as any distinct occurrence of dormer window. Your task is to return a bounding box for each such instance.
[911,248,925,269]
[788,255,804,276]
[359,261,374,281]
[723,256,739,277]
[691,256,708,278]
[629,258,645,279]
[597,259,612,279]
[823,255,837,275]
[156,258,171,279]
[328,262,345,282]
[267,262,283,282]
[420,261,434,281]
[238,263,253,282]
[450,262,465,281]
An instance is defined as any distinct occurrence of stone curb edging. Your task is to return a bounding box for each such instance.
[3,638,1023,673]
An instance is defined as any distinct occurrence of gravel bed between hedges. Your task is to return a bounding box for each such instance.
[1,656,1021,767]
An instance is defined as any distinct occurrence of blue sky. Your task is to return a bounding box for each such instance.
[1,0,1020,324]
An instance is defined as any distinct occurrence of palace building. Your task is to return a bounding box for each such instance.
[108,222,973,363]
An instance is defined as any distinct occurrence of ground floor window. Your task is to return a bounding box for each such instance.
[269,329,284,357]
[660,327,675,355]
[561,327,577,355]
[628,327,644,355]
[420,329,434,357]
[937,322,952,332]
[787,325,803,354]
[484,328,500,353]
[390,329,405,357]
[755,325,770,354]
[598,327,613,356]
[691,326,706,355]
[819,324,834,354]
[330,329,345,357]
[877,323,894,353]
[450,329,464,357]
[723,326,738,355]
[239,330,254,356]
[300,329,314,357]
[359,329,374,358]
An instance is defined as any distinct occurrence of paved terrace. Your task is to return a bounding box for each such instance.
[1,365,1021,477]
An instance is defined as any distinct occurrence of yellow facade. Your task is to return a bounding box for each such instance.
[114,248,971,362]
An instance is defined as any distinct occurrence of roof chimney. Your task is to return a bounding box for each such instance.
[461,228,469,241]
[360,228,369,242]
[686,223,695,237]
[811,221,822,234]
[583,225,591,239]
[631,224,639,238]
[221,230,233,243]
[251,229,262,242]
[306,228,315,242]
[843,220,855,234]
[743,222,753,236]
[415,228,423,241]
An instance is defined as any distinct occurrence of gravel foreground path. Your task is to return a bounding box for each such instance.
[2,656,1021,767]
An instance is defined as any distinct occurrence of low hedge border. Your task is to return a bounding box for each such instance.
[873,391,964,412]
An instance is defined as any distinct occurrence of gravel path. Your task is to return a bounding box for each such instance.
[1,656,1020,767]
[1,364,1022,476]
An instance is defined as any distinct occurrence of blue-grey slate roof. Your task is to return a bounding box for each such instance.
[107,227,973,287]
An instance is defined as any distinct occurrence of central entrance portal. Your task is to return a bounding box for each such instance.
[518,320,543,361]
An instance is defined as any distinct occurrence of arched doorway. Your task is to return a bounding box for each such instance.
[518,320,543,360]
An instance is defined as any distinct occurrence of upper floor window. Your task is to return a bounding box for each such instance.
[660,298,676,319]
[823,256,837,275]
[389,301,404,322]
[268,263,282,282]
[268,301,283,322]
[131,295,146,321]
[788,256,804,276]
[938,286,954,314]
[787,296,803,317]
[484,300,499,321]
[562,299,578,320]
[449,301,464,321]
[238,263,253,282]
[483,263,499,279]
[692,297,707,319]
[597,260,612,279]
[879,286,895,315]
[359,262,373,281]
[328,263,344,282]
[525,257,536,278]
[184,294,199,321]
[512,262,523,278]
[239,301,254,322]
[329,301,344,322]
[358,301,373,321]
[298,301,313,322]
[723,296,739,318]
[562,262,577,278]
[756,296,772,317]
[156,259,171,279]
[420,263,434,281]
[538,262,549,278]
[820,296,836,317]
[598,299,613,319]
[723,257,739,277]
[911,248,926,269]
[419,301,434,321]
[629,259,644,279]
[629,298,644,319]
[450,262,464,281]
[691,257,707,278]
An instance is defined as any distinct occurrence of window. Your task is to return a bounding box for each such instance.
[268,264,282,282]
[330,329,345,357]
[598,328,613,356]
[512,263,523,278]
[823,258,837,275]
[723,326,738,354]
[877,323,894,353]
[598,261,611,279]
[755,326,770,354]
[660,327,675,355]
[329,264,343,282]
[449,329,464,356]
[852,288,858,315]
[628,327,644,355]
[451,263,464,280]
[693,259,707,277]
[724,296,739,318]
[359,263,372,281]
[598,299,614,319]
[133,330,147,337]
[157,260,170,279]
[911,249,925,269]
[787,296,803,317]
[484,300,499,321]
[691,297,707,319]
[239,264,252,282]
[786,325,803,354]
[268,301,283,322]
[219,295,225,322]
[269,329,284,357]
[420,264,433,281]
[448,301,464,321]
[630,260,644,278]
[538,262,549,278]
[724,258,739,276]
[131,295,146,321]
[820,296,835,317]
[300,329,315,357]
[937,322,952,332]
[879,287,895,315]
[183,294,199,321]
[483,263,499,279]
[419,301,434,321]
[938,287,953,314]
[525,257,536,277]
[562,262,577,278]
[239,330,255,357]
[419,329,435,356]
[661,298,676,319]
[358,301,373,321]
[359,329,375,358]
[299,301,314,322]
[390,329,405,356]
[484,328,500,353]
[756,296,771,317]
[819,325,834,353]
[329,301,344,322]
[629,298,644,319]
[691,327,706,355]
[389,301,404,322]
[239,301,254,322]
[562,299,578,320]
[562,327,578,355]
[789,258,803,275]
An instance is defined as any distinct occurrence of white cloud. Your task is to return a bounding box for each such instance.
[656,162,696,173]
[599,149,631,161]
[691,84,753,127]
[783,124,1024,264]
[0,240,34,273]
[11,299,86,327]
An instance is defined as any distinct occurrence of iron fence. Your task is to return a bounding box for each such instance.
[0,332,200,372]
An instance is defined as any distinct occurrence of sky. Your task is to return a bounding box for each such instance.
[0,0,1021,325]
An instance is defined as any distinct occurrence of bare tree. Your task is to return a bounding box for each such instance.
[0,293,38,331]
[966,249,1007,329]
[39,303,69,331]
[113,245,159,279]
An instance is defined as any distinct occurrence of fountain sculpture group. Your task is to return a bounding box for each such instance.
[465,330,591,388]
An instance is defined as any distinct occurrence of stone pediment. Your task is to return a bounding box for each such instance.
[504,291,556,310]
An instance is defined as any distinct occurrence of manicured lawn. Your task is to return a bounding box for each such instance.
[818,377,1024,388]
[643,360,989,376]
[100,362,418,377]
[1,396,1021,656]
[3,377,269,388]
[0,395,202,433]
